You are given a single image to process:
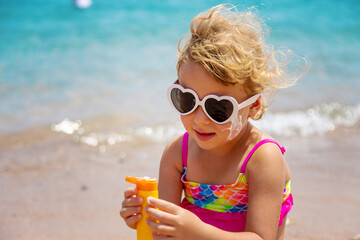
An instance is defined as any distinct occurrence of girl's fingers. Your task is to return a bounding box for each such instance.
[147,197,179,215]
[122,194,143,208]
[145,206,175,225]
[125,214,142,229]
[124,187,138,198]
[146,218,176,237]
[152,232,175,240]
[119,205,142,219]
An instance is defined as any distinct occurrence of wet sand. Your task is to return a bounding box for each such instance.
[0,119,359,240]
[279,124,360,239]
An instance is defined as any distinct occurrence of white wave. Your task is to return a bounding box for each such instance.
[252,103,360,137]
[50,119,83,135]
[134,123,185,143]
[51,103,360,150]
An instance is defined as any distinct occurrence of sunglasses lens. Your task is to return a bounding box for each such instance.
[205,98,233,123]
[170,88,196,114]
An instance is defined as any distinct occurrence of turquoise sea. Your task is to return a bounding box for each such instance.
[1,0,360,139]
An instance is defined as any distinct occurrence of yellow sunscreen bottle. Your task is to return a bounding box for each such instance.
[125,176,158,240]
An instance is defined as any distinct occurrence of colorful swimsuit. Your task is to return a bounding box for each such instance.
[179,132,293,232]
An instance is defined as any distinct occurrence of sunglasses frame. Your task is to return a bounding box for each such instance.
[167,84,260,124]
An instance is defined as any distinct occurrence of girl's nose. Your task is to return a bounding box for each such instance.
[193,106,211,125]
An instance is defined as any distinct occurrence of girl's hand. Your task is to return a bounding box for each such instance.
[119,187,143,229]
[145,197,206,240]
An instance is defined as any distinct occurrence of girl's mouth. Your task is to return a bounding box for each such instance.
[195,130,215,141]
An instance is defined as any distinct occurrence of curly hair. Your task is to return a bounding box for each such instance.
[176,4,307,119]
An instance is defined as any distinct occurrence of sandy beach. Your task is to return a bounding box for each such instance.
[0,115,359,240]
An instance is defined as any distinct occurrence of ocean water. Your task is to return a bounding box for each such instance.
[1,0,359,141]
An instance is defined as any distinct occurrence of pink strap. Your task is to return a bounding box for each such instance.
[181,134,285,173]
[240,139,286,173]
[182,132,189,168]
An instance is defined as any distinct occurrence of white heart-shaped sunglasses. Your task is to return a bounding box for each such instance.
[168,84,260,124]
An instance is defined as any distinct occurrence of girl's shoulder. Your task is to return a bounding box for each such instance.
[245,130,290,184]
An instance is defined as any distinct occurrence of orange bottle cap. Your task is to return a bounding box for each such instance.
[125,176,158,191]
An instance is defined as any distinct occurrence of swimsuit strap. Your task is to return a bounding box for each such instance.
[182,132,189,168]
[181,133,285,173]
[240,139,286,173]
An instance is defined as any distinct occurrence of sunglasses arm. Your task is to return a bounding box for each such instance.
[237,94,261,110]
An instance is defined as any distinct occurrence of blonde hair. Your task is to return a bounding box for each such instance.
[177,4,307,119]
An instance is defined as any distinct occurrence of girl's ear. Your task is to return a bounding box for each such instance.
[248,95,262,119]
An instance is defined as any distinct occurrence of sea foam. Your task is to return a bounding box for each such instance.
[51,102,360,151]
[253,102,360,137]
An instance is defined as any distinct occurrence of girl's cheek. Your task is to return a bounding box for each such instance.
[180,115,192,131]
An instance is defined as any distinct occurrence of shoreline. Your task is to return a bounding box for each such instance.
[0,120,359,240]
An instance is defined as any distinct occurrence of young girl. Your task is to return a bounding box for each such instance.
[120,4,304,240]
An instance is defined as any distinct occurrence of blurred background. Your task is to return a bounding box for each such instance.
[0,0,359,239]
[1,0,359,138]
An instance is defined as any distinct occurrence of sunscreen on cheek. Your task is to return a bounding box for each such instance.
[221,114,243,141]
